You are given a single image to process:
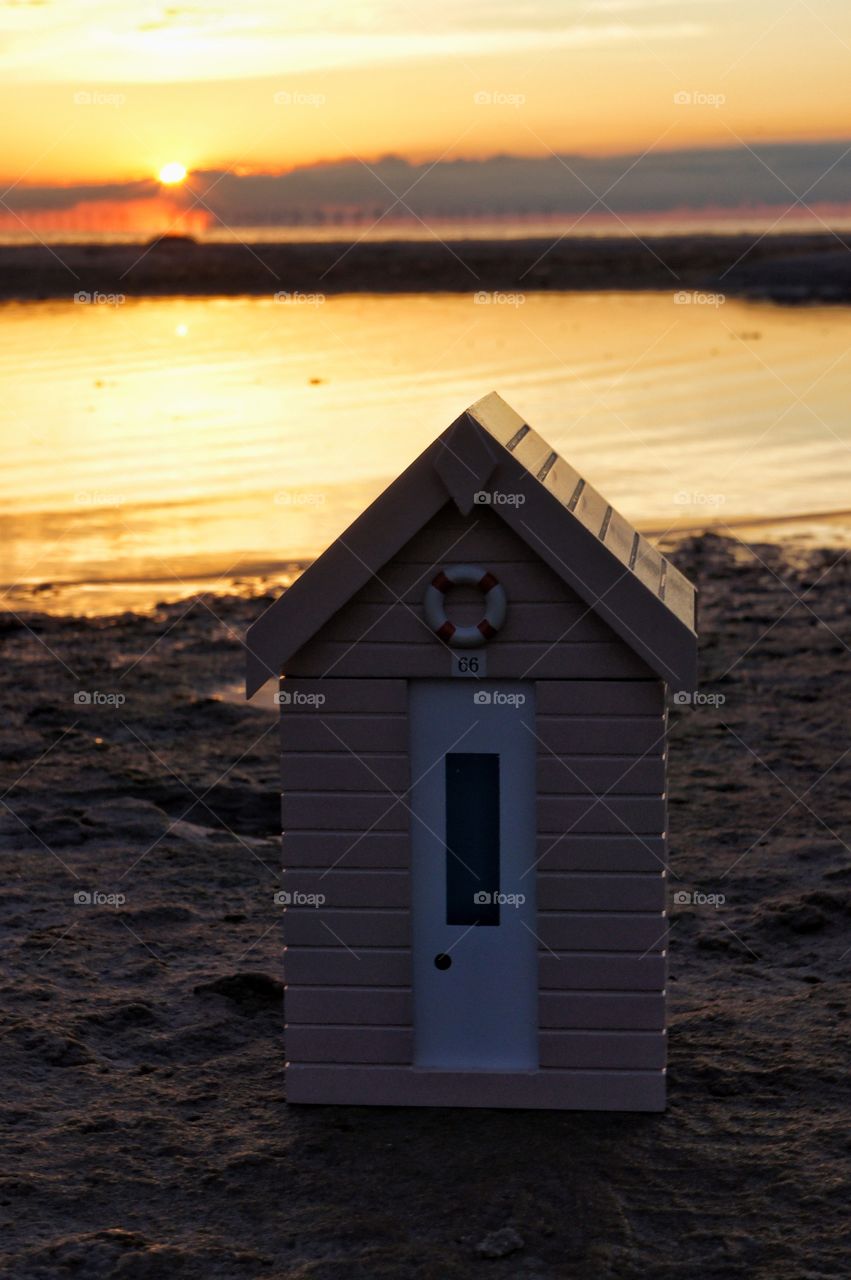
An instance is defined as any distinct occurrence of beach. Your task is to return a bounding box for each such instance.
[4,0,851,1268]
[1,249,849,1278]
[1,530,849,1278]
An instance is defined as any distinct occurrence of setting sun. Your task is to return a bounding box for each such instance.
[158,162,186,185]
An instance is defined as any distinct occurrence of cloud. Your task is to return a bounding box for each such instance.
[6,140,851,225]
[172,143,851,221]
[3,179,158,211]
[0,0,706,82]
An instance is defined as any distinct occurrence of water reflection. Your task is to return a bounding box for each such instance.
[1,293,849,612]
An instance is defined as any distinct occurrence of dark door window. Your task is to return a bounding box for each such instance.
[445,752,500,926]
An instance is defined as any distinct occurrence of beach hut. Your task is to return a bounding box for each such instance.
[245,392,697,1111]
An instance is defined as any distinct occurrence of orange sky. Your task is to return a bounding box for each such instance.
[0,1,849,189]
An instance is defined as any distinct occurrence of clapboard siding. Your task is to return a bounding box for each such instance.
[285,949,663,990]
[535,717,667,756]
[535,835,669,872]
[282,718,667,767]
[281,833,669,873]
[354,505,602,605]
[280,679,414,1058]
[287,641,652,680]
[358,559,578,605]
[537,796,666,834]
[286,909,411,947]
[284,948,410,987]
[286,987,412,1026]
[538,953,666,990]
[281,753,409,792]
[281,715,408,753]
[286,910,667,951]
[539,1030,666,1071]
[537,873,666,912]
[537,756,666,794]
[286,1065,666,1111]
[317,600,617,646]
[540,992,665,1030]
[537,679,665,717]
[538,913,668,951]
[286,1026,413,1066]
[382,517,551,563]
[281,832,409,870]
[279,678,406,714]
[281,793,410,832]
[287,506,654,680]
[282,869,410,909]
[277,508,673,1109]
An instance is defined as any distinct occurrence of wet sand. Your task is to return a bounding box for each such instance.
[1,532,849,1278]
[2,233,851,301]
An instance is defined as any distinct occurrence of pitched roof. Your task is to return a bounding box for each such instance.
[245,392,698,695]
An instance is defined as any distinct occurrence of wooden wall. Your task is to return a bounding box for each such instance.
[284,504,654,681]
[280,503,668,1110]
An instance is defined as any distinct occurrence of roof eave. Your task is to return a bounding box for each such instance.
[245,424,461,696]
[481,448,698,687]
[245,397,699,695]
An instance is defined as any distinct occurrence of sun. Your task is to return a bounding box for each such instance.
[158,162,187,186]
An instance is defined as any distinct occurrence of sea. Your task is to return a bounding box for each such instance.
[2,289,849,613]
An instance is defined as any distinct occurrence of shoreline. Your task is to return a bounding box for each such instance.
[3,514,850,618]
[2,232,851,301]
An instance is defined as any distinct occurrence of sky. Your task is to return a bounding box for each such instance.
[1,0,850,230]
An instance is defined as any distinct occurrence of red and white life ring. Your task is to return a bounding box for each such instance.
[424,564,507,648]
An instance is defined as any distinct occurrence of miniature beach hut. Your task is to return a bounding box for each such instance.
[246,392,697,1111]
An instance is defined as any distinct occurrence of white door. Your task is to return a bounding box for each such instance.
[408,680,538,1071]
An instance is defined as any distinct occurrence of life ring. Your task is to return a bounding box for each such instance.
[424,564,507,648]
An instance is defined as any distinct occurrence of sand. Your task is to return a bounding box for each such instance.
[1,532,849,1278]
[2,233,851,301]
